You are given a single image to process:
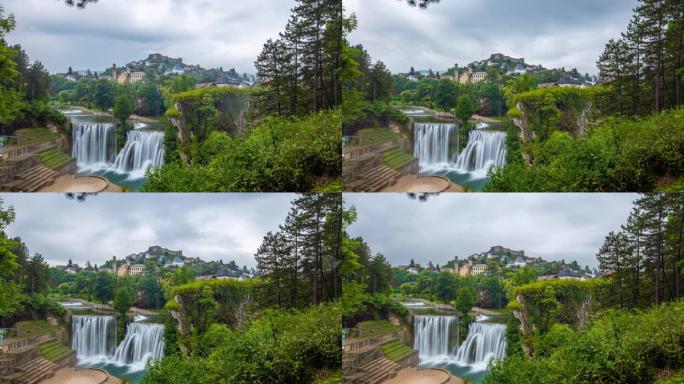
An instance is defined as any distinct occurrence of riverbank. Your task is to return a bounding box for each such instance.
[39,175,122,193]
[40,367,121,384]
[382,175,465,193]
[58,105,163,125]
[383,367,463,384]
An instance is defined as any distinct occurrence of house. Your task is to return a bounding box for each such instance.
[65,75,78,82]
[128,72,145,83]
[407,266,421,274]
[513,64,527,75]
[128,264,145,276]
[508,256,527,268]
[471,264,488,275]
[215,76,240,88]
[558,76,580,88]
[169,256,185,268]
[471,72,488,83]
[459,71,471,84]
[65,265,80,274]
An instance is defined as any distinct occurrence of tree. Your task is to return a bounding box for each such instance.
[91,272,116,303]
[92,79,115,110]
[113,91,134,125]
[113,285,134,317]
[454,285,477,318]
[0,7,23,125]
[455,93,477,128]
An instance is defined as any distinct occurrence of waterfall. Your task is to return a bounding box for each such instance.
[453,322,506,370]
[112,130,164,174]
[71,315,164,371]
[413,315,458,359]
[72,315,117,360]
[112,323,165,371]
[414,123,456,168]
[72,124,117,166]
[454,130,506,175]
[72,123,164,177]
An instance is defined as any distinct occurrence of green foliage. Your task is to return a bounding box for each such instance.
[381,340,415,362]
[454,286,477,316]
[39,148,72,169]
[39,340,73,362]
[144,303,341,384]
[92,79,116,110]
[113,285,135,316]
[167,278,260,339]
[488,107,684,192]
[144,110,341,192]
[487,300,684,384]
[455,93,477,126]
[511,86,595,141]
[510,279,605,335]
[113,91,135,123]
[352,320,401,339]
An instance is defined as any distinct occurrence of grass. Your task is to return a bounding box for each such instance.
[14,320,59,339]
[352,320,401,340]
[15,128,59,146]
[38,340,73,362]
[39,148,72,169]
[382,148,415,170]
[381,341,415,363]
[356,128,401,146]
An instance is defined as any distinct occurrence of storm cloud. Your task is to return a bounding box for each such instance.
[346,0,638,74]
[0,193,296,267]
[345,193,638,269]
[3,0,296,73]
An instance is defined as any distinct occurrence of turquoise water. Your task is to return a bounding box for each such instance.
[442,363,489,383]
[437,171,489,191]
[89,170,147,191]
[78,362,146,384]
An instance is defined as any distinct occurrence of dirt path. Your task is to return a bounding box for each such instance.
[40,175,122,193]
[382,368,464,384]
[40,368,121,384]
[382,175,465,193]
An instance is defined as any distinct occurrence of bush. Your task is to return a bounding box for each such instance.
[486,300,684,384]
[144,110,341,192]
[487,107,684,192]
[143,303,341,384]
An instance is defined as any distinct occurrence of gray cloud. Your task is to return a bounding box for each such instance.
[345,193,637,269]
[3,0,295,73]
[346,0,638,74]
[0,193,296,268]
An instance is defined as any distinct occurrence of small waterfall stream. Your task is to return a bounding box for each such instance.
[112,323,165,370]
[72,315,117,359]
[71,315,164,371]
[413,315,506,373]
[413,123,506,177]
[414,315,458,359]
[414,123,457,168]
[453,322,506,369]
[72,123,164,178]
[453,131,507,175]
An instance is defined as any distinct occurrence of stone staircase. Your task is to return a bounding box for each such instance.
[6,165,58,192]
[356,357,402,384]
[352,165,400,192]
[6,357,58,384]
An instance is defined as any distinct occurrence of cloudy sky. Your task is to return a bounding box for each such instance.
[0,193,295,267]
[346,0,638,74]
[3,0,294,73]
[346,193,638,269]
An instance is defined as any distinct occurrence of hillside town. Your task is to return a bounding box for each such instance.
[55,245,257,280]
[396,245,598,281]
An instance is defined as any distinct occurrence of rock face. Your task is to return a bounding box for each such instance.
[512,101,593,144]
